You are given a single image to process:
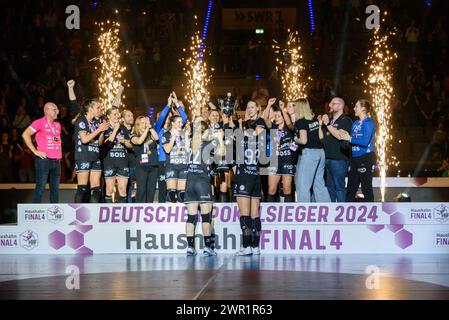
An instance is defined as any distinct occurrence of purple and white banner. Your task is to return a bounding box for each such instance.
[0,202,448,254]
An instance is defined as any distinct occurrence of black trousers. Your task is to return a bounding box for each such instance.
[346,153,376,202]
[157,162,166,203]
[136,165,158,203]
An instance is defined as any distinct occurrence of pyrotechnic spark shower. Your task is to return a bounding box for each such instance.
[364,18,398,202]
[180,19,211,118]
[273,31,309,101]
[97,20,127,111]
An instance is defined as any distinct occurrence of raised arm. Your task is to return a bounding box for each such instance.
[172,92,188,123]
[263,99,275,129]
[177,101,189,124]
[154,94,173,133]
[67,80,80,114]
[280,101,293,130]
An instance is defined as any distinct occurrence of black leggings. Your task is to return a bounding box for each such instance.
[136,165,158,203]
[158,162,166,203]
[346,153,376,202]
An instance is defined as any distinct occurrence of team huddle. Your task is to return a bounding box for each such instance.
[25,79,377,256]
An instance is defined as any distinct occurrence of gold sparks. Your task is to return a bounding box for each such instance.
[273,30,310,101]
[181,21,211,118]
[97,20,127,111]
[364,25,398,201]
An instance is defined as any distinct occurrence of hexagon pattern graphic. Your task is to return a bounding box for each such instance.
[48,230,65,250]
[390,212,406,225]
[366,204,414,250]
[382,203,398,215]
[67,230,84,250]
[395,229,413,249]
[48,204,93,254]
[386,224,403,233]
[76,207,91,223]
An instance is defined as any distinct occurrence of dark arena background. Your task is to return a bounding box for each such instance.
[0,0,448,313]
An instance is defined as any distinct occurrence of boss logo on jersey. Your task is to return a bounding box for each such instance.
[277,150,291,157]
[110,152,126,158]
[171,158,187,165]
[88,146,99,153]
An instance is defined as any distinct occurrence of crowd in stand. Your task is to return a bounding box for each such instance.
[1,1,449,183]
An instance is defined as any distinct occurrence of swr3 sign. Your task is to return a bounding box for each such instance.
[222,8,296,30]
[234,10,281,23]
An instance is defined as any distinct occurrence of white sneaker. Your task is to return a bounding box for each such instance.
[251,247,261,255]
[203,246,217,256]
[235,246,252,256]
[187,247,197,256]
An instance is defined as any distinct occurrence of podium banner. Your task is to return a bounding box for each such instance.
[0,203,448,254]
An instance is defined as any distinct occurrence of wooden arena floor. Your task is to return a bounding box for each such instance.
[0,254,448,300]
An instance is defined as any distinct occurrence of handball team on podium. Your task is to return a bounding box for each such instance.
[23,80,376,255]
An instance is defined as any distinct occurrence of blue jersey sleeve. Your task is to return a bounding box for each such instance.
[154,104,171,133]
[178,106,188,124]
[351,119,376,147]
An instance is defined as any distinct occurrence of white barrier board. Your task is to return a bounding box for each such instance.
[0,203,448,254]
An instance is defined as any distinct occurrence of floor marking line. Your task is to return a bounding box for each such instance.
[192,255,235,300]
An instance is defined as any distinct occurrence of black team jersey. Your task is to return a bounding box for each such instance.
[102,125,130,168]
[271,123,297,162]
[74,115,101,162]
[187,140,215,179]
[162,131,189,166]
[235,133,260,178]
